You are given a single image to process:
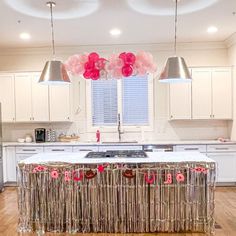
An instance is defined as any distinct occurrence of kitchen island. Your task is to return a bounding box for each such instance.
[17,151,216,234]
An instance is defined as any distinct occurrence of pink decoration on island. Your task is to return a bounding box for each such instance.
[191,167,208,174]
[164,173,172,184]
[33,165,47,172]
[64,51,157,80]
[176,172,185,182]
[64,171,71,182]
[97,165,105,173]
[144,172,155,184]
[51,170,59,179]
[73,170,83,182]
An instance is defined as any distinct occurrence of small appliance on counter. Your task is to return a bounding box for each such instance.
[35,128,46,143]
[46,129,56,142]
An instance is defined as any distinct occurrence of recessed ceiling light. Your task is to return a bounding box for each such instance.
[19,32,31,40]
[207,26,218,34]
[110,28,122,36]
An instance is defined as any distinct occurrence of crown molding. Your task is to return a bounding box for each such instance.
[225,32,236,48]
[0,41,227,56]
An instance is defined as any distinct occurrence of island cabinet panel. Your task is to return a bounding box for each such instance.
[211,68,232,119]
[192,68,212,119]
[49,85,71,122]
[0,74,15,122]
[169,82,191,120]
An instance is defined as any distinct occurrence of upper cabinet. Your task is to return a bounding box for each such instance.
[15,73,50,122]
[49,85,71,122]
[0,72,72,123]
[169,82,191,120]
[0,74,15,122]
[169,67,232,120]
[192,68,212,119]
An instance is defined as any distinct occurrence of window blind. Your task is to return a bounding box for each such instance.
[91,79,118,126]
[122,75,149,125]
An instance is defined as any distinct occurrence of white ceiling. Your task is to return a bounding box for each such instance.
[0,0,236,48]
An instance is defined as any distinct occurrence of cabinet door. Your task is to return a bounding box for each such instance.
[15,73,32,122]
[192,69,212,119]
[5,147,16,182]
[0,74,15,122]
[212,68,232,119]
[207,153,236,182]
[31,73,49,121]
[49,85,71,121]
[169,83,191,120]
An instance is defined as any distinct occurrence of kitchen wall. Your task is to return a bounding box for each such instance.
[0,41,231,142]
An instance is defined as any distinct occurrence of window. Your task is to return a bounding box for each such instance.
[88,74,153,130]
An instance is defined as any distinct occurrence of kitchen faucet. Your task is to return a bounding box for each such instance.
[117,113,123,142]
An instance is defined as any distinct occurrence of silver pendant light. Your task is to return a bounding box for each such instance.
[39,2,71,84]
[159,0,191,83]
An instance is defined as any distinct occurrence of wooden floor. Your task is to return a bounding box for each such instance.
[0,187,235,236]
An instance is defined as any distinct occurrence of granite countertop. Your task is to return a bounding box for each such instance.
[3,140,236,146]
[19,151,215,164]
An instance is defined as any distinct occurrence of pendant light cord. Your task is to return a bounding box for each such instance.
[49,2,56,58]
[174,0,178,56]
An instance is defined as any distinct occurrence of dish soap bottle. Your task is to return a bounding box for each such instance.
[96,130,101,143]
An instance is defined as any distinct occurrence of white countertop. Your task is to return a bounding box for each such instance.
[19,151,215,164]
[4,140,236,146]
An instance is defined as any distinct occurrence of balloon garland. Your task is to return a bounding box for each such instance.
[64,51,157,80]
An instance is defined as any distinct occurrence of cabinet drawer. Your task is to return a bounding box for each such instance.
[99,145,143,151]
[44,146,73,152]
[73,146,98,152]
[16,146,44,154]
[175,145,207,153]
[16,154,34,162]
[207,144,236,152]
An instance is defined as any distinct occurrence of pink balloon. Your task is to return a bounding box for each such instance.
[119,52,126,61]
[74,64,84,75]
[95,58,107,70]
[88,52,100,62]
[78,54,88,64]
[125,52,136,65]
[83,70,91,79]
[84,61,95,71]
[91,69,100,80]
[122,65,133,77]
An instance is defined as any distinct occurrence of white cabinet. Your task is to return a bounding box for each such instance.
[174,145,207,153]
[207,153,236,183]
[31,73,49,122]
[73,146,99,152]
[0,74,15,122]
[169,67,232,120]
[192,68,212,119]
[44,146,73,152]
[15,73,50,122]
[169,82,191,120]
[3,147,16,183]
[14,73,32,122]
[192,67,232,120]
[211,68,232,119]
[49,85,71,122]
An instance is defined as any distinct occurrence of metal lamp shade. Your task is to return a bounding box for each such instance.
[159,56,191,83]
[39,60,71,84]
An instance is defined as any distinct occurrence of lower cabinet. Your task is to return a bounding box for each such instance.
[207,152,236,183]
[3,147,16,183]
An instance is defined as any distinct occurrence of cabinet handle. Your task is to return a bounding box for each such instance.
[78,149,93,151]
[12,118,15,121]
[51,149,65,152]
[22,149,36,152]
[184,148,199,151]
[67,117,70,120]
[212,115,215,118]
[215,147,229,150]
[32,117,34,121]
[170,115,173,119]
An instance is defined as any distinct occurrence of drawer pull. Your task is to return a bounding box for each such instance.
[78,149,93,151]
[51,149,65,152]
[22,149,36,152]
[184,148,199,151]
[215,147,229,150]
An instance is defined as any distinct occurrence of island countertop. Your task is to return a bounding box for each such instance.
[19,151,215,164]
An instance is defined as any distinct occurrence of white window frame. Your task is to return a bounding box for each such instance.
[86,74,154,133]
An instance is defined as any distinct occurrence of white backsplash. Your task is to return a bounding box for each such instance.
[2,119,230,143]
